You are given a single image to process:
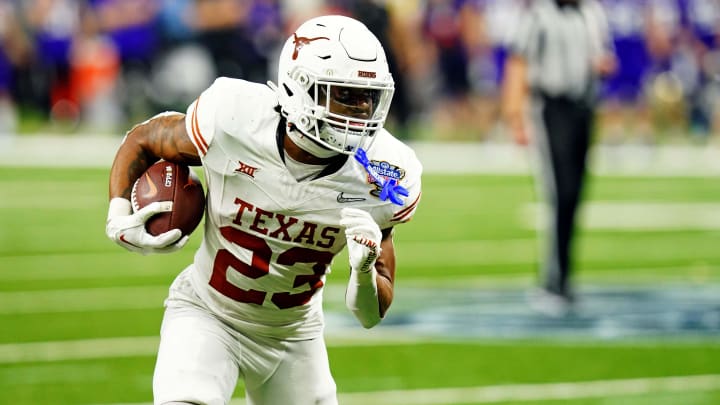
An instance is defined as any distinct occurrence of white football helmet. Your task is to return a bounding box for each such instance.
[271,15,395,155]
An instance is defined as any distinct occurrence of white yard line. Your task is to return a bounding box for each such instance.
[580,202,720,230]
[96,374,720,405]
[2,332,717,366]
[0,286,168,314]
[0,334,441,364]
[340,375,720,405]
[0,255,172,281]
[0,337,161,364]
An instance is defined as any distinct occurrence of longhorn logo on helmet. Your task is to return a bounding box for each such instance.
[292,33,330,60]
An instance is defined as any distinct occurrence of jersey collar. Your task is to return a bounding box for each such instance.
[275,117,348,180]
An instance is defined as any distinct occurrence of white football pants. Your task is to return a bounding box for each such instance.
[153,276,337,404]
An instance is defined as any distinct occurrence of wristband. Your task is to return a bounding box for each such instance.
[107,197,132,220]
[346,266,380,328]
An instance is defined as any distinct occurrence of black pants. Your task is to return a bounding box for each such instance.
[532,93,594,297]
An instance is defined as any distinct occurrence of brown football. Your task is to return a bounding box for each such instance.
[131,161,205,237]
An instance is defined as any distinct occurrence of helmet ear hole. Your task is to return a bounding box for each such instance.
[295,71,311,88]
[298,116,311,130]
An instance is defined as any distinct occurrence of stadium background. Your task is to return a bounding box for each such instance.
[1,1,720,404]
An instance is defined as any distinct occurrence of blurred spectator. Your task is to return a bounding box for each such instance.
[467,0,526,140]
[147,44,216,113]
[1,0,719,142]
[69,4,122,132]
[0,42,12,135]
[646,0,720,141]
[598,0,653,144]
[420,0,484,139]
[681,0,720,139]
[384,0,428,138]
[278,0,327,32]
[24,0,84,125]
[149,0,214,112]
[191,0,280,84]
[156,0,195,47]
[89,0,161,123]
[0,0,33,135]
[645,0,686,137]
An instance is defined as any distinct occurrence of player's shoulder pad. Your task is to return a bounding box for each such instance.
[186,77,278,156]
[368,129,423,226]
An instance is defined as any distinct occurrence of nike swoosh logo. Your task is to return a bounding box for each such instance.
[143,172,158,199]
[119,234,142,249]
[337,192,366,203]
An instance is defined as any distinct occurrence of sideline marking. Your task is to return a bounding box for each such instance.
[94,374,720,405]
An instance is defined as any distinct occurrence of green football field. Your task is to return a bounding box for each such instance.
[1,166,719,404]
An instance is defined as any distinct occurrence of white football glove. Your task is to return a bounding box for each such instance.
[339,207,382,273]
[105,198,189,255]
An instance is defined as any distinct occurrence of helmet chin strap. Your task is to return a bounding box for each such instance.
[286,125,340,159]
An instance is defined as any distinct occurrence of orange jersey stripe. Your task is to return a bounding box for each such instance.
[391,192,421,222]
[191,97,209,155]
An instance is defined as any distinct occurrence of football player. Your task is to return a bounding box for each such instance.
[105,15,422,405]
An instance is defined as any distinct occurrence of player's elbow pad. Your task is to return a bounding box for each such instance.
[345,268,382,329]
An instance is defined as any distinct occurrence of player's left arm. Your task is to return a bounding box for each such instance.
[344,143,422,328]
[375,227,396,318]
[341,208,394,329]
[341,184,416,327]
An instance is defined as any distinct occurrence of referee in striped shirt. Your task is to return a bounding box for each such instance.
[502,0,617,316]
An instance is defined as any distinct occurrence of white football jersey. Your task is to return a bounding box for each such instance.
[183,77,422,340]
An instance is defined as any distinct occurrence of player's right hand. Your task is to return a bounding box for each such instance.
[105,198,188,255]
